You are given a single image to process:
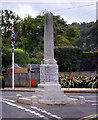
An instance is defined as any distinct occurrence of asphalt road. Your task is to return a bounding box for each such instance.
[0,92,98,120]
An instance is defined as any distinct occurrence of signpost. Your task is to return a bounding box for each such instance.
[29,64,31,88]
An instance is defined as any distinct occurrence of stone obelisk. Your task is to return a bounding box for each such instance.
[40,12,58,84]
[44,12,56,64]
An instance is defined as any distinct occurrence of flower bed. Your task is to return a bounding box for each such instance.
[59,74,98,88]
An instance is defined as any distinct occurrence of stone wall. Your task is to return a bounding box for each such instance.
[4,72,40,87]
[3,71,96,87]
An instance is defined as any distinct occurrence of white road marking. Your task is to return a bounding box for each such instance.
[2,98,15,103]
[92,104,98,106]
[31,106,62,120]
[85,100,97,103]
[85,96,97,98]
[70,96,97,98]
[0,99,48,119]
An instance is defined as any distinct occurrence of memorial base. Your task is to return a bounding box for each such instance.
[33,64,85,105]
[16,64,85,105]
[33,84,85,105]
[35,84,68,104]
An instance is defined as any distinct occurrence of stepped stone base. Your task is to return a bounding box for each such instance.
[16,84,85,105]
[33,84,85,105]
[16,65,85,105]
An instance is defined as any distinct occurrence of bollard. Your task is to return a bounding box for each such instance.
[16,94,22,102]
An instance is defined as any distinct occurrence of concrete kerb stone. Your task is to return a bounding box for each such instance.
[16,94,22,102]
[31,96,39,105]
[78,96,85,104]
[16,94,85,105]
[16,94,32,105]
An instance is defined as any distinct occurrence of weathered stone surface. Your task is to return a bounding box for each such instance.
[44,12,54,61]
[16,94,32,105]
[40,64,58,83]
[32,96,39,105]
[43,12,57,64]
[16,94,22,102]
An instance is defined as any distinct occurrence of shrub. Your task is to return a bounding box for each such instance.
[15,48,30,67]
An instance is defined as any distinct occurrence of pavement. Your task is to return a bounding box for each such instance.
[0,87,98,93]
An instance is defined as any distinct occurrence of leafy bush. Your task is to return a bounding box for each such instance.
[59,74,98,88]
[15,48,30,67]
[2,47,31,68]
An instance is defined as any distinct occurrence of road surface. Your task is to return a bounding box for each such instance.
[0,92,98,120]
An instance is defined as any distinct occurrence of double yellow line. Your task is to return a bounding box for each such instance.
[79,114,98,120]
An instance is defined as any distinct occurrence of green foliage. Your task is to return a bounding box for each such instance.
[1,10,20,38]
[80,51,97,71]
[31,57,42,64]
[83,51,98,54]
[66,25,80,43]
[54,46,83,72]
[53,16,67,35]
[2,46,12,68]
[2,47,30,68]
[1,9,96,69]
[0,75,4,80]
[54,35,71,47]
[59,74,98,88]
[72,21,96,51]
[15,48,30,67]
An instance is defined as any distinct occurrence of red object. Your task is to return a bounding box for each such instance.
[75,75,78,77]
[28,78,34,85]
[7,68,12,73]
[61,76,64,79]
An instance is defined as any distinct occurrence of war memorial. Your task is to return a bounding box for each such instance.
[16,12,85,105]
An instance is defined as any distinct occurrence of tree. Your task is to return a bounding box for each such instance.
[1,10,20,38]
[66,25,80,43]
[54,35,71,47]
[20,15,44,56]
[72,21,96,51]
[53,16,67,36]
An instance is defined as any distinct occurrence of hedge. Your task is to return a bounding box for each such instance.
[80,51,98,71]
[54,46,83,72]
[54,47,98,72]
